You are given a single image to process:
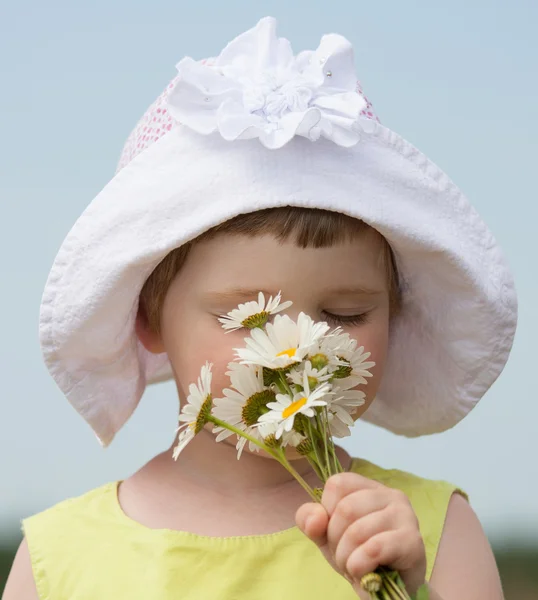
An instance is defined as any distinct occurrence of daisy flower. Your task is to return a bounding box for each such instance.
[333,344,376,384]
[327,379,366,437]
[325,329,357,356]
[258,370,332,439]
[288,360,331,389]
[212,363,276,458]
[327,409,353,438]
[218,291,292,332]
[173,362,213,460]
[257,421,305,450]
[236,312,330,370]
[307,327,354,372]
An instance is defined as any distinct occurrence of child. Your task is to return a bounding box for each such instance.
[4,16,516,600]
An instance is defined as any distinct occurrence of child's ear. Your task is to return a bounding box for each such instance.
[135,305,166,354]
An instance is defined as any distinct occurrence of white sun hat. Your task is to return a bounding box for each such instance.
[39,16,517,447]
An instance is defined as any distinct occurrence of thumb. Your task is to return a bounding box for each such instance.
[296,502,329,548]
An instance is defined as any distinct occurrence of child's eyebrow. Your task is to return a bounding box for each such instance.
[205,286,383,303]
[325,286,385,296]
[205,288,277,302]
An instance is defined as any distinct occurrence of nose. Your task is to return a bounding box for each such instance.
[278,300,319,323]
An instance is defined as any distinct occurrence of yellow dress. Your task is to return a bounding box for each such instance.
[22,458,465,599]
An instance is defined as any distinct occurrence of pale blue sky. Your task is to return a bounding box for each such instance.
[1,1,537,544]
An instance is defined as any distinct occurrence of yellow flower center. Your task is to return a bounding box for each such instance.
[307,376,318,390]
[309,353,329,370]
[360,573,382,593]
[241,390,275,426]
[282,397,307,419]
[241,311,269,329]
[194,394,213,434]
[276,347,297,358]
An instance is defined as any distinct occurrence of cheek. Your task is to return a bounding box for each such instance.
[345,318,390,413]
[165,318,246,399]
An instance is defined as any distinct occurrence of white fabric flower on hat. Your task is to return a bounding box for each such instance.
[218,291,292,332]
[166,16,367,149]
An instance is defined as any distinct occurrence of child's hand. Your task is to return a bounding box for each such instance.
[296,472,427,596]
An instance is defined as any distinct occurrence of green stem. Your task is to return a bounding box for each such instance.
[327,430,338,475]
[379,586,393,600]
[210,416,318,502]
[306,452,325,480]
[307,418,329,481]
[278,371,294,396]
[276,447,319,502]
[316,411,331,477]
[210,416,272,455]
[321,406,342,474]
[328,433,343,474]
[381,573,410,600]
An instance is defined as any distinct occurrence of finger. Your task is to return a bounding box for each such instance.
[321,472,383,516]
[333,508,394,573]
[296,502,329,547]
[326,488,392,556]
[345,529,419,582]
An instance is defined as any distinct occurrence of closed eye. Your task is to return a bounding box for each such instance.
[321,311,370,327]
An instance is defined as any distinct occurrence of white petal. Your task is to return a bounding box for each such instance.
[236,436,248,459]
[333,405,355,426]
[172,428,195,459]
[215,428,235,442]
[284,418,295,432]
[271,299,293,314]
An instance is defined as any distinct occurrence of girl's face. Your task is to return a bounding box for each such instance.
[138,231,392,455]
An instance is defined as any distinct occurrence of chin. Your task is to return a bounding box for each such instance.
[282,447,307,461]
[219,436,304,462]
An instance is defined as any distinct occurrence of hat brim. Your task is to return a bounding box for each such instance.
[39,120,517,446]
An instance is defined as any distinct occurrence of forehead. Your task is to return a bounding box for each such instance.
[174,233,389,294]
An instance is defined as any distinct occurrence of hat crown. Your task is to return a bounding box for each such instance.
[116,17,379,173]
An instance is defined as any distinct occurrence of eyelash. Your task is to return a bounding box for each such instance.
[321,311,370,327]
[217,311,370,330]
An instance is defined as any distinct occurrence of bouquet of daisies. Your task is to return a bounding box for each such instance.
[172,292,425,600]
